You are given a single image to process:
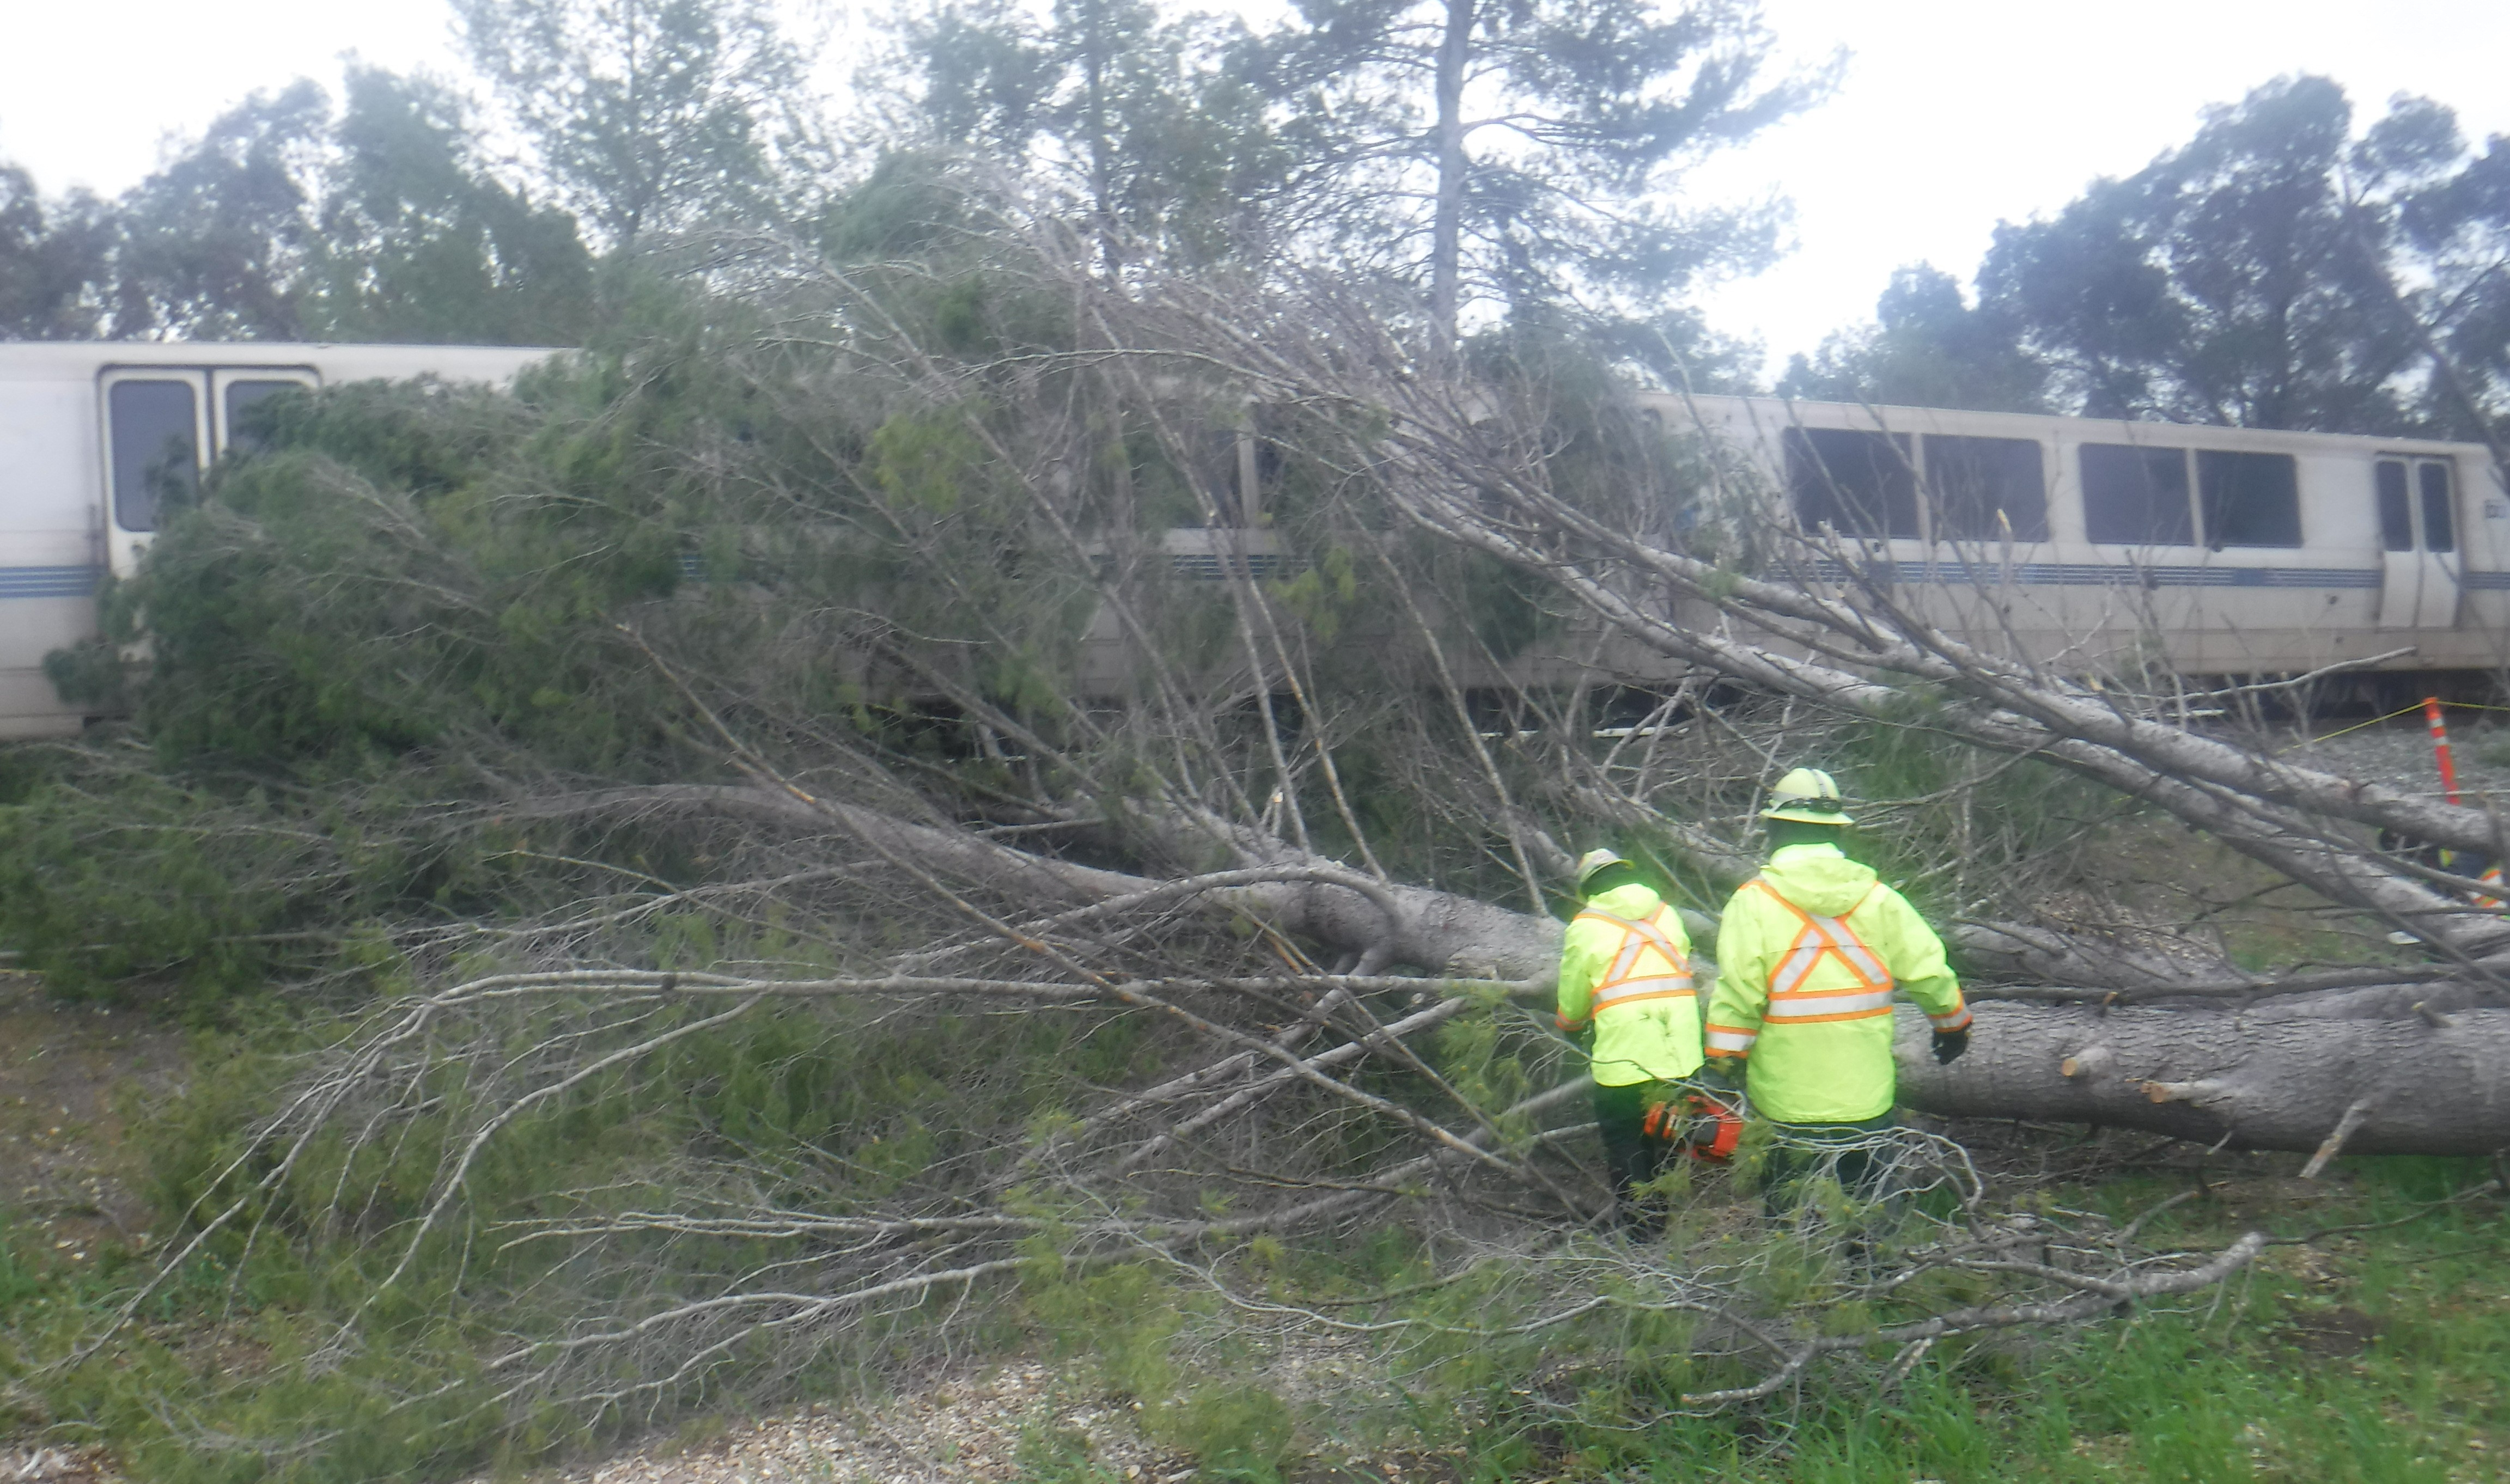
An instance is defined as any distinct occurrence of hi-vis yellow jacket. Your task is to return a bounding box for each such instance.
[1705,842,1969,1123]
[1556,883,1702,1088]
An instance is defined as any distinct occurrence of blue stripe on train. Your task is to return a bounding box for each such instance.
[0,566,100,599]
[1809,559,2389,589]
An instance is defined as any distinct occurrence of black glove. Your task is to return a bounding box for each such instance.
[1698,1058,1746,1091]
[1932,1027,1970,1065]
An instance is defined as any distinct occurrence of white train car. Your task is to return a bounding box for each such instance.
[1655,394,2510,680]
[3,347,2502,735]
[0,341,558,738]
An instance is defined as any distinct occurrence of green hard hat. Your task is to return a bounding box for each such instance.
[1575,847,1632,889]
[1762,767,1853,825]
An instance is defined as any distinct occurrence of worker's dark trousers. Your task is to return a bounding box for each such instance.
[1593,1080,1673,1231]
[1760,1112,1899,1213]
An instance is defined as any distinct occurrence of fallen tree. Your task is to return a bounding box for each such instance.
[565,774,2510,1153]
[30,206,2510,1468]
[419,761,2510,1156]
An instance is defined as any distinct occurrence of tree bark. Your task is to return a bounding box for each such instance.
[1428,0,1474,355]
[1896,1002,2510,1155]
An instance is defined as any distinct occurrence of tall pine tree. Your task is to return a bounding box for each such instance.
[1239,0,1820,351]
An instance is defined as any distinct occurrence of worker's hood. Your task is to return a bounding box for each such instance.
[1583,882,1664,919]
[1756,842,1877,917]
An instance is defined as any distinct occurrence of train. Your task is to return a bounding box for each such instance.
[1652,393,2510,685]
[0,341,556,737]
[1,342,2503,738]
[1158,392,2508,700]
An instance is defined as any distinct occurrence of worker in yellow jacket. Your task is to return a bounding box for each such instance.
[1703,768,1971,1204]
[1558,847,1725,1231]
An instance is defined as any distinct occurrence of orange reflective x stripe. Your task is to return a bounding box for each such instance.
[1746,880,1894,1023]
[1560,905,1693,1030]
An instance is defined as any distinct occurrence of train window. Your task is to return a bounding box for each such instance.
[1923,435,2047,540]
[108,379,199,533]
[1192,428,1245,526]
[222,379,301,456]
[2197,450,2301,547]
[2376,461,2414,551]
[2080,443,2192,545]
[2420,462,2456,553]
[1784,426,1918,539]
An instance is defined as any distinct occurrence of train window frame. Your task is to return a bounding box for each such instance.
[2418,460,2456,553]
[1920,433,2048,541]
[2196,449,2302,548]
[104,376,204,535]
[217,376,313,457]
[2375,460,2415,551]
[2079,442,2195,546]
[1784,426,1919,540]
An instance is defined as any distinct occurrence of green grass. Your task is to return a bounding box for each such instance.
[1454,1155,2509,1482]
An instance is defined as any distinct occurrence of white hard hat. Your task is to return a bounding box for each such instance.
[1762,767,1853,825]
[1575,847,1632,889]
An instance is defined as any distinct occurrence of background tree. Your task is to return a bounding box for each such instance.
[454,0,829,246]
[1776,262,2046,412]
[891,0,1284,270]
[306,67,596,345]
[0,163,112,338]
[1968,74,2507,439]
[2349,94,2510,457]
[1238,0,1822,350]
[11,70,596,344]
[108,80,332,339]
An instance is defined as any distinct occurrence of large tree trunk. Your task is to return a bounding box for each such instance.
[1896,1003,2510,1155]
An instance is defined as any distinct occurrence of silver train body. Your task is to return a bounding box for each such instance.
[1652,394,2509,681]
[0,341,555,738]
[1134,393,2508,694]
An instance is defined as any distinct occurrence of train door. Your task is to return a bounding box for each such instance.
[100,365,318,577]
[2375,457,2461,630]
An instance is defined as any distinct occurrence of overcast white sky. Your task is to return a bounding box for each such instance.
[3,0,2504,375]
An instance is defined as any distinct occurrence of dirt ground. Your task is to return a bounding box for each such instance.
[0,974,184,1275]
[0,972,186,1484]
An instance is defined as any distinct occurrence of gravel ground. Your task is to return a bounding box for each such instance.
[458,1341,1436,1484]
[3,1354,1435,1484]
[2276,710,2510,804]
[0,1448,116,1483]
[460,1362,1191,1484]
